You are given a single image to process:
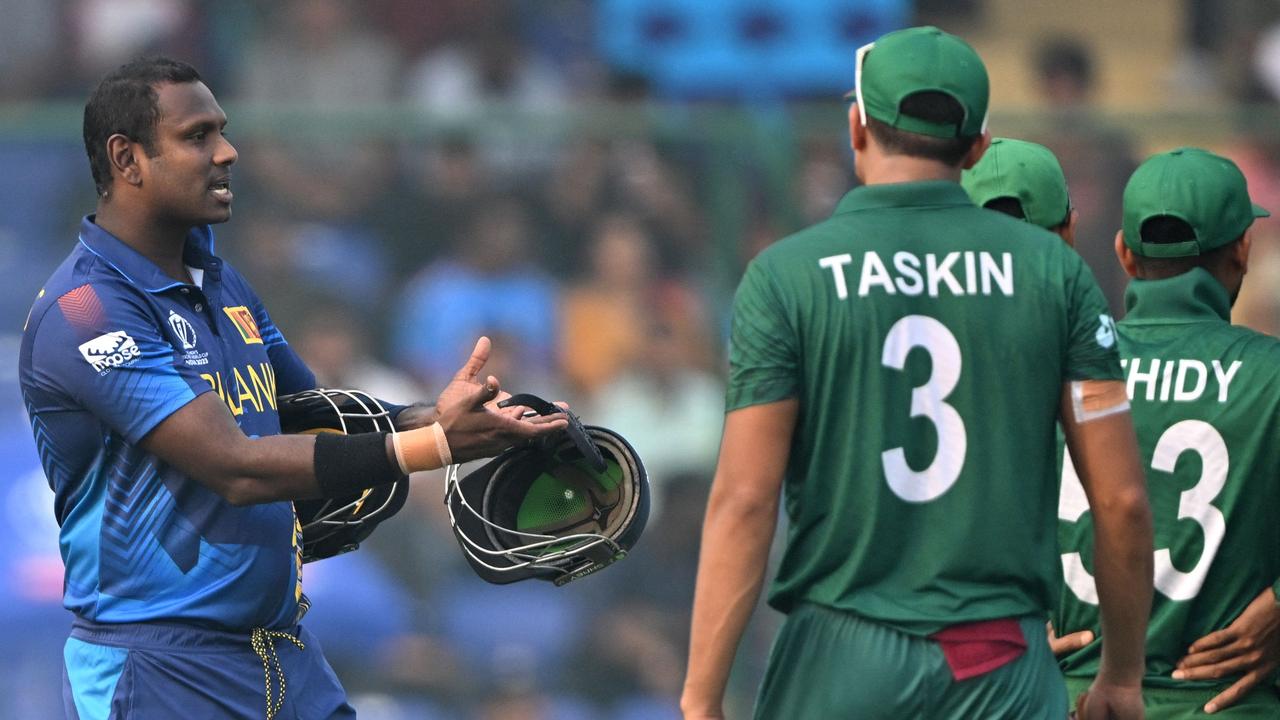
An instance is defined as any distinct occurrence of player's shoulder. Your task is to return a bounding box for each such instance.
[1224,323,1280,363]
[1132,321,1280,382]
[726,232,821,295]
[25,245,147,335]
[749,208,884,274]
[757,216,843,261]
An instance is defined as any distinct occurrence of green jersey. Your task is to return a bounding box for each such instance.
[728,181,1120,634]
[1054,268,1280,687]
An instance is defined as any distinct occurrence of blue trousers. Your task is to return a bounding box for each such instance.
[63,617,356,720]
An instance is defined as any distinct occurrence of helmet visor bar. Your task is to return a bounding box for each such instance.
[291,388,399,533]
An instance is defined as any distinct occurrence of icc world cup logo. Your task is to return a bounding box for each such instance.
[168,310,198,351]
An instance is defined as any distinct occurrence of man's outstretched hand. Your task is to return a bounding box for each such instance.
[1173,586,1280,714]
[432,337,568,463]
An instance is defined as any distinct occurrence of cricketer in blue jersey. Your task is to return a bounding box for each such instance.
[19,57,568,720]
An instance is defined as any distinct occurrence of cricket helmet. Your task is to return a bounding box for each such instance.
[278,388,409,562]
[445,394,649,586]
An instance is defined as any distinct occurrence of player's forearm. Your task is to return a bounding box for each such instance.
[682,400,796,716]
[141,392,409,506]
[211,433,328,504]
[681,485,778,715]
[226,425,459,505]
[1091,466,1154,686]
[1060,389,1153,686]
[190,425,455,505]
[189,432,394,506]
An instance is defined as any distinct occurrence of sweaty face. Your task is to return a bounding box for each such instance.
[139,81,237,226]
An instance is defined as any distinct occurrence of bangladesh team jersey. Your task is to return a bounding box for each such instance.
[19,216,316,631]
[728,181,1120,634]
[1054,268,1280,688]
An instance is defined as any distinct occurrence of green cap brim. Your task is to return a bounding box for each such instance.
[1253,203,1271,218]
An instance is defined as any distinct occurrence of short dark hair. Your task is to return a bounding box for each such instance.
[83,57,202,196]
[983,196,1072,230]
[983,196,1027,220]
[1132,215,1240,279]
[864,91,980,166]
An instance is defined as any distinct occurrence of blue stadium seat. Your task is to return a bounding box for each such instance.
[597,0,910,100]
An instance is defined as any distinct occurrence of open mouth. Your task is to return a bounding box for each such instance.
[210,179,232,202]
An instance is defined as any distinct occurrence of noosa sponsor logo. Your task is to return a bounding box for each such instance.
[78,331,141,372]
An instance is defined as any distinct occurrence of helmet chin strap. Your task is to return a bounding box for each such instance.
[499,393,606,472]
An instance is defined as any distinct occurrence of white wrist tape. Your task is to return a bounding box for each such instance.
[1070,380,1130,424]
[389,423,452,474]
[431,422,452,467]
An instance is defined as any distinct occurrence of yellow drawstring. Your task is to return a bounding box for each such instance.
[250,627,306,720]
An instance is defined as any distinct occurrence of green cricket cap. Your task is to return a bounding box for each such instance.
[962,138,1070,230]
[1122,147,1270,258]
[850,26,989,139]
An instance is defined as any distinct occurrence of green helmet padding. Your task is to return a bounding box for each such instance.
[516,456,623,533]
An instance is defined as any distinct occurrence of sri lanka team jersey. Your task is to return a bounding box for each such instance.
[19,216,316,631]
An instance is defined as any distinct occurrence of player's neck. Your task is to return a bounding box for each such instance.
[859,154,963,186]
[95,201,194,283]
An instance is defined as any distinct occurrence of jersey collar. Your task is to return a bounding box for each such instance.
[833,180,974,216]
[1123,267,1232,325]
[77,215,221,293]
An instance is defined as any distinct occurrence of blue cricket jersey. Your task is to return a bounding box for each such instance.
[19,216,316,631]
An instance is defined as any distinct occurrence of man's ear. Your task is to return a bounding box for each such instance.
[1058,208,1079,248]
[959,131,991,171]
[1114,230,1139,278]
[849,104,868,153]
[1234,226,1253,276]
[107,134,142,188]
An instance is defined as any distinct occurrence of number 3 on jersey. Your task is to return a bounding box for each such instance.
[881,315,966,502]
[1060,419,1228,603]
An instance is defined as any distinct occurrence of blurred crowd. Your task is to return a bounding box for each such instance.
[5,1,1280,718]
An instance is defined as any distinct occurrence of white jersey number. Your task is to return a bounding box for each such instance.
[881,315,966,502]
[1059,419,1228,604]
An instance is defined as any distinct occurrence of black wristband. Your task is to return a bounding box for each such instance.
[313,431,402,498]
